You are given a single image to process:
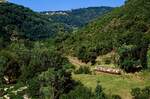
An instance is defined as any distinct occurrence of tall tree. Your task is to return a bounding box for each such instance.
[37,52,74,99]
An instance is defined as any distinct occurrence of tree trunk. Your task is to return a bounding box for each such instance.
[140,44,148,69]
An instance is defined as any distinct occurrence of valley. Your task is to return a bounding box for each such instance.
[0,0,150,99]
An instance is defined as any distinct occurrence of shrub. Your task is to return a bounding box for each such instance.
[74,66,91,74]
[120,58,140,72]
[104,58,111,64]
[76,46,97,64]
[60,84,94,99]
[111,95,121,99]
[27,78,41,98]
[117,44,148,72]
[131,86,150,99]
[142,86,150,97]
[147,50,150,68]
[131,88,141,97]
[0,87,5,97]
[95,81,106,99]
[8,93,24,99]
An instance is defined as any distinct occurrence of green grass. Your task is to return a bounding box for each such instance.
[73,70,150,99]
[70,50,150,99]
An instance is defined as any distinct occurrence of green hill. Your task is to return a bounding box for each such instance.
[41,7,113,28]
[0,2,71,42]
[60,0,150,71]
[0,3,112,44]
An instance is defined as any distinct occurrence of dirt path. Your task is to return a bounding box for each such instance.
[67,56,88,68]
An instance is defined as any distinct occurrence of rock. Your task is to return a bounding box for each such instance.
[94,66,121,75]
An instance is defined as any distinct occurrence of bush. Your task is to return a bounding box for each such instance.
[27,78,41,98]
[74,66,91,74]
[9,93,24,99]
[117,44,147,72]
[104,58,111,64]
[60,84,94,99]
[76,46,97,64]
[111,95,121,99]
[61,81,120,99]
[131,86,150,99]
[0,87,5,97]
[95,81,106,99]
[121,58,136,72]
[147,50,150,68]
[120,58,140,72]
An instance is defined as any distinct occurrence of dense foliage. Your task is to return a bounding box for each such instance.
[0,41,122,99]
[0,2,115,99]
[0,41,76,99]
[60,81,121,99]
[131,86,150,99]
[27,52,75,99]
[0,2,71,43]
[59,0,150,72]
[74,66,91,74]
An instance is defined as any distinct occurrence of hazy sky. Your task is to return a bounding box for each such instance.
[9,0,125,11]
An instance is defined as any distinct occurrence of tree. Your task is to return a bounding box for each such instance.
[117,44,147,72]
[0,50,21,84]
[0,55,6,85]
[37,52,75,99]
[60,84,94,99]
[95,81,106,99]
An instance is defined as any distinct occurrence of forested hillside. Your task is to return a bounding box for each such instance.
[0,3,112,45]
[0,2,115,99]
[58,0,150,72]
[41,7,113,28]
[0,2,71,42]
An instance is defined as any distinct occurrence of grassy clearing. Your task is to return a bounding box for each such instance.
[73,70,150,99]
[67,56,90,68]
[95,51,118,68]
[69,51,150,99]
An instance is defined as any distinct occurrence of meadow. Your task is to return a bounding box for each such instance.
[73,70,150,99]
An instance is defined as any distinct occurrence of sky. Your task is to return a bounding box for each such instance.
[9,0,125,11]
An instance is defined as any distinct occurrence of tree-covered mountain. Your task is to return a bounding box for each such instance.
[59,0,150,72]
[41,7,113,28]
[0,3,113,44]
[0,2,72,42]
